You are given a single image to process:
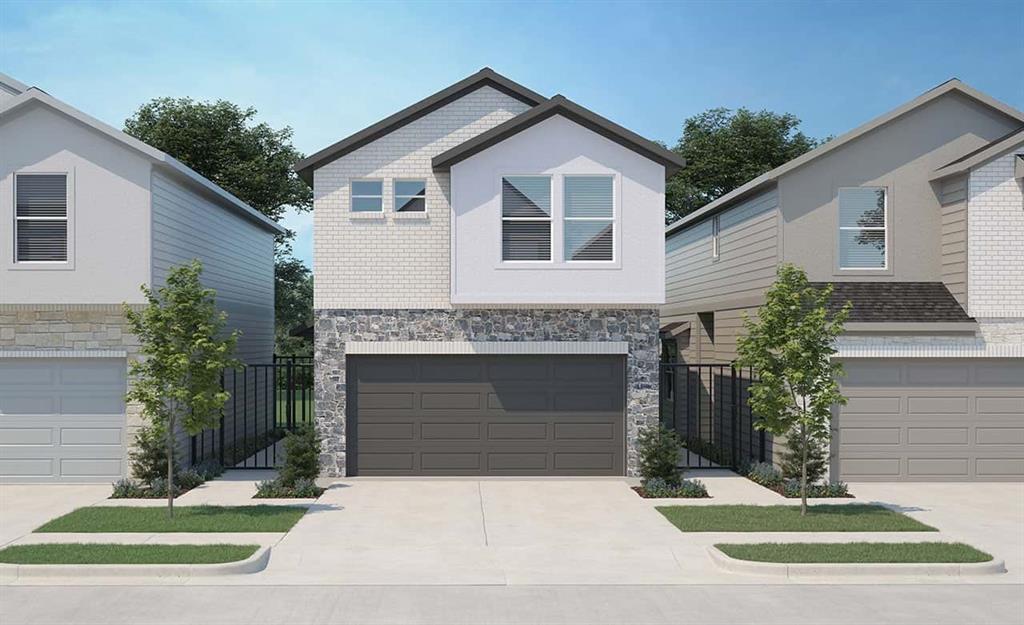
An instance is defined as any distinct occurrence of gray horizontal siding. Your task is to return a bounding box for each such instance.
[664,190,779,312]
[939,175,968,309]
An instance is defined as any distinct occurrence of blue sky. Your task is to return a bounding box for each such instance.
[2,1,1021,267]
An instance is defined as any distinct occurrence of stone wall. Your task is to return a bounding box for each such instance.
[313,308,660,477]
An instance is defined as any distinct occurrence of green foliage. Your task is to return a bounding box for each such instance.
[124,260,239,514]
[111,478,146,499]
[129,424,180,484]
[665,108,821,222]
[274,257,313,356]
[735,264,850,513]
[639,477,709,498]
[637,425,682,485]
[254,477,324,499]
[744,461,784,488]
[780,429,828,484]
[781,479,849,499]
[279,425,322,487]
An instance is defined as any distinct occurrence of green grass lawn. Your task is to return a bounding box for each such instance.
[35,506,306,533]
[0,543,259,565]
[656,504,937,532]
[275,395,314,427]
[716,542,992,563]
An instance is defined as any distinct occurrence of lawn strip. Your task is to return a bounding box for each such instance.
[656,504,936,532]
[715,542,992,563]
[0,543,259,565]
[35,505,306,533]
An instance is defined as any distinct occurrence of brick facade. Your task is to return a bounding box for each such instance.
[968,151,1024,318]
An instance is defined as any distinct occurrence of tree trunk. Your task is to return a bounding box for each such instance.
[166,420,175,518]
[800,423,808,516]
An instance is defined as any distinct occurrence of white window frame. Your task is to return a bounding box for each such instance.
[350,179,384,213]
[13,171,73,268]
[711,215,720,260]
[838,186,889,271]
[563,174,616,263]
[393,179,427,213]
[500,174,553,263]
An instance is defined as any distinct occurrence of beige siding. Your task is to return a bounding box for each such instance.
[664,189,778,315]
[670,306,758,365]
[713,307,758,362]
[939,174,969,309]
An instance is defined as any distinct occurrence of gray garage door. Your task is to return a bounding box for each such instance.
[0,358,126,482]
[348,355,625,476]
[835,358,1024,481]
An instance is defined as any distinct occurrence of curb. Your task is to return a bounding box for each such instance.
[708,546,1007,578]
[0,545,271,581]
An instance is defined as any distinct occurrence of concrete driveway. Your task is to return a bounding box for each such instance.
[0,484,110,546]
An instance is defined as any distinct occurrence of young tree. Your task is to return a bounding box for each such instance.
[124,260,239,516]
[735,264,850,514]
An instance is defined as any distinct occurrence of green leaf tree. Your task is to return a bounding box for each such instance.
[666,108,822,223]
[274,256,314,357]
[124,260,239,515]
[735,264,850,514]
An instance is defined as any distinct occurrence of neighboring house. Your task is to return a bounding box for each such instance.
[0,73,285,482]
[296,68,683,477]
[664,79,1024,482]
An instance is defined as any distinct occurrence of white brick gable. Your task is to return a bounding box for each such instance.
[968,150,1024,318]
[313,87,531,309]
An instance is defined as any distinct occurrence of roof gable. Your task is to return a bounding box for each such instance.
[930,127,1024,180]
[294,68,546,184]
[0,71,28,96]
[432,95,685,177]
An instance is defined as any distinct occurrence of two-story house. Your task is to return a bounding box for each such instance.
[297,68,683,477]
[664,79,1024,482]
[0,73,285,482]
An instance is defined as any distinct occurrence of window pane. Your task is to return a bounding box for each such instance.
[839,187,885,228]
[566,220,613,261]
[352,196,383,212]
[564,176,612,218]
[396,196,425,212]
[352,180,382,196]
[16,174,67,218]
[16,220,67,262]
[502,176,550,218]
[839,229,886,268]
[394,180,426,197]
[502,221,551,261]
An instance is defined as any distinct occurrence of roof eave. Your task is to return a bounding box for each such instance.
[929,128,1024,181]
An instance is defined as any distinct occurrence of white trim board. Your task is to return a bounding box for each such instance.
[0,350,128,359]
[344,341,629,355]
[834,341,1024,359]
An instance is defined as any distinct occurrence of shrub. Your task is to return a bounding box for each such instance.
[129,425,181,484]
[254,477,324,499]
[637,425,682,485]
[148,477,182,498]
[781,479,849,498]
[745,461,784,488]
[193,459,224,481]
[779,429,828,484]
[255,479,286,498]
[290,478,323,498]
[640,477,709,498]
[279,425,321,487]
[110,478,145,499]
[174,468,205,490]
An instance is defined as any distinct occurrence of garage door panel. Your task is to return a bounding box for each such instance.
[554,422,615,441]
[838,457,901,477]
[553,391,620,412]
[907,457,969,478]
[487,359,550,381]
[907,396,968,414]
[1,395,56,415]
[488,422,547,440]
[60,458,123,478]
[488,453,547,471]
[841,362,903,386]
[421,422,480,440]
[60,427,122,446]
[420,361,484,382]
[59,362,125,386]
[907,427,969,445]
[977,428,1024,445]
[59,395,125,415]
[0,428,54,446]
[421,393,481,410]
[906,363,970,386]
[554,452,615,471]
[488,391,549,411]
[0,458,53,477]
[976,458,1024,477]
[974,362,1024,386]
[844,396,901,414]
[976,397,1024,414]
[0,361,56,386]
[840,427,901,445]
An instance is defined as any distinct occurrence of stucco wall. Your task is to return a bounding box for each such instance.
[968,150,1024,318]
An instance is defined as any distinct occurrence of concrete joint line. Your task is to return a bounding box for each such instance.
[707,546,1007,578]
[477,481,489,546]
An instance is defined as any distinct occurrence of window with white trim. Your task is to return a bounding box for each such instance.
[838,187,887,269]
[351,180,383,212]
[15,173,68,262]
[711,215,720,259]
[501,176,551,261]
[394,180,426,212]
[563,175,614,261]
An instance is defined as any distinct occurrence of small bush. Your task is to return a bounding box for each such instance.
[254,479,286,498]
[779,429,828,484]
[129,425,180,484]
[639,477,709,498]
[637,425,682,485]
[254,477,324,499]
[148,477,182,498]
[279,425,321,487]
[193,459,224,481]
[745,461,784,488]
[174,468,205,490]
[781,479,850,498]
[111,478,145,499]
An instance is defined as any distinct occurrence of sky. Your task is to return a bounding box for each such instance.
[2,1,1021,268]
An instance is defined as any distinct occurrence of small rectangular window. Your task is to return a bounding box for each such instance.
[838,187,887,269]
[711,215,720,259]
[564,176,613,261]
[351,180,383,212]
[15,174,68,262]
[502,176,551,261]
[394,180,426,212]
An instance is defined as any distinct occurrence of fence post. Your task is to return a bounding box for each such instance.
[219,370,226,467]
[287,361,295,430]
[731,365,738,468]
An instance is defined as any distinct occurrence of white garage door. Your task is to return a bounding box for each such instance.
[0,358,127,482]
[835,359,1024,482]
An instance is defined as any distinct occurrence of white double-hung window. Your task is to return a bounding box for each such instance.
[563,175,614,262]
[15,173,68,263]
[351,180,383,212]
[838,187,887,269]
[501,176,551,261]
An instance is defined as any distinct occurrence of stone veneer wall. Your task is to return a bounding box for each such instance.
[314,308,660,477]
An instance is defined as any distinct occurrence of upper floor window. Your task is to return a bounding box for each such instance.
[394,180,426,212]
[501,176,551,261]
[351,180,383,212]
[564,175,614,262]
[838,187,887,269]
[711,215,720,260]
[15,173,68,262]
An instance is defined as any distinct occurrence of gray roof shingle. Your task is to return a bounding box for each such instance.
[809,282,973,323]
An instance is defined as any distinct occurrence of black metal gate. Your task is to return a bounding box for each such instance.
[190,356,314,470]
[659,363,771,469]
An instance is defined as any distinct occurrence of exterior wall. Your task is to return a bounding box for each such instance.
[663,189,777,316]
[779,92,1021,283]
[938,174,969,309]
[313,86,531,310]
[313,308,660,477]
[0,103,151,304]
[967,151,1024,318]
[150,170,275,363]
[450,115,665,305]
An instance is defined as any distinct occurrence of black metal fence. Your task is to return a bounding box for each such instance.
[190,359,314,470]
[659,363,771,469]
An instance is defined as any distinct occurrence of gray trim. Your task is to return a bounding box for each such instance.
[1016,154,1024,180]
[661,293,766,319]
[930,128,1024,180]
[0,71,28,95]
[294,68,547,185]
[844,322,979,334]
[666,78,1024,236]
[433,95,685,178]
[346,341,629,355]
